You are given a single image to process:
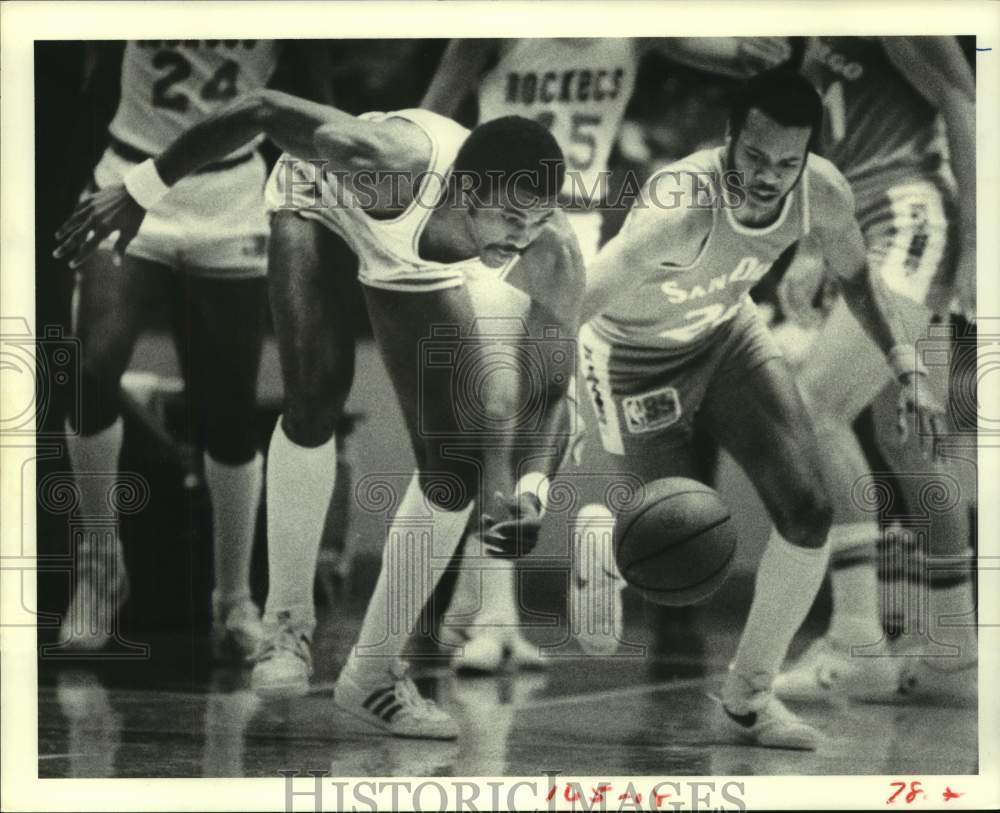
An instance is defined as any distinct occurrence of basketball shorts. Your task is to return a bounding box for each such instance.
[580,301,782,456]
[798,174,956,420]
[92,147,269,277]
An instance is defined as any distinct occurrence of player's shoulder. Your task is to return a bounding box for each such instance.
[630,148,719,238]
[803,153,856,220]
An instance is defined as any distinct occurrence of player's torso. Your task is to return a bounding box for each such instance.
[318,108,517,291]
[801,37,943,194]
[478,38,640,201]
[593,149,810,353]
[109,40,279,157]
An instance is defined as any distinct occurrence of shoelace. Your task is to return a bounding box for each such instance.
[389,672,438,718]
[255,623,308,662]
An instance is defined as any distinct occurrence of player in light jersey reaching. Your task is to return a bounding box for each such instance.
[53,40,330,659]
[55,90,584,739]
[576,68,946,749]
[771,36,977,702]
[421,37,792,672]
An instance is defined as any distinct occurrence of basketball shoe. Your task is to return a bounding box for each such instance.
[452,629,547,674]
[716,667,822,750]
[773,636,901,702]
[249,611,313,698]
[211,593,264,663]
[335,658,459,740]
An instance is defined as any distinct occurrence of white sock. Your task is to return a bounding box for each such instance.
[725,531,830,708]
[344,472,473,685]
[263,420,337,629]
[826,523,883,648]
[65,417,125,560]
[204,452,263,608]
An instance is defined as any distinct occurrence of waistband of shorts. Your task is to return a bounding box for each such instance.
[108,135,257,174]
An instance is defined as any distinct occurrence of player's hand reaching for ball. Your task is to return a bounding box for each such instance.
[896,370,948,461]
[482,492,543,559]
[54,184,146,269]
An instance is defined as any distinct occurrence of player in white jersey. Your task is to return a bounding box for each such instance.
[575,68,946,749]
[52,40,331,659]
[56,89,585,739]
[770,37,977,703]
[420,37,793,673]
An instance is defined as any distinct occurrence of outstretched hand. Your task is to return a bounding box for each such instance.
[54,184,146,269]
[482,491,543,559]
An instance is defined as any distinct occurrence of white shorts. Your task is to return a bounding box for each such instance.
[93,147,269,277]
[797,176,954,419]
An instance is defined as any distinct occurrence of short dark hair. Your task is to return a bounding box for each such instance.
[728,67,823,153]
[453,116,565,207]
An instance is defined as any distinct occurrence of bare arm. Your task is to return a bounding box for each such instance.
[581,172,704,323]
[642,37,792,78]
[883,36,976,312]
[54,90,413,266]
[421,39,499,116]
[814,169,947,451]
[154,89,360,185]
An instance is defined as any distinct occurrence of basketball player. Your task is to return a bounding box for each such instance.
[55,91,583,739]
[772,36,977,702]
[52,40,331,660]
[576,68,946,749]
[421,37,793,672]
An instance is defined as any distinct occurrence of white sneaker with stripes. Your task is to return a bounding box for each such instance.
[335,660,459,740]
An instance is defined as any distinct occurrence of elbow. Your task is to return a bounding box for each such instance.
[246,88,280,128]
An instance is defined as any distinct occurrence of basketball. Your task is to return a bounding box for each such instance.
[614,477,737,606]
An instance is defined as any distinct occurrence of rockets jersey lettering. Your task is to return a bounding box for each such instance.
[318,109,518,290]
[478,38,639,202]
[593,148,815,353]
[801,37,942,190]
[109,40,279,157]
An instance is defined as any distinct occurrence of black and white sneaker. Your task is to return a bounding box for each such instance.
[335,660,459,740]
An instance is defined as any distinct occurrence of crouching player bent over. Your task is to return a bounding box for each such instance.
[55,89,585,739]
[576,68,946,750]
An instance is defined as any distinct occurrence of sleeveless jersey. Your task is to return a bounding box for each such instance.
[477,38,639,203]
[108,40,279,158]
[316,108,519,292]
[592,147,822,354]
[801,37,943,199]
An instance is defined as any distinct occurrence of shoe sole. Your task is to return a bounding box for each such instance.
[251,678,311,699]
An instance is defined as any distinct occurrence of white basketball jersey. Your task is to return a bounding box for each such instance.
[108,40,279,157]
[478,38,639,202]
[317,108,519,292]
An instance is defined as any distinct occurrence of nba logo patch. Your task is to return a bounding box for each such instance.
[622,385,682,434]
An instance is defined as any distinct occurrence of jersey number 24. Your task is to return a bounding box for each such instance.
[152,51,240,112]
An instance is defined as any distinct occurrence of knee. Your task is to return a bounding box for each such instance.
[777,489,833,549]
[280,371,348,447]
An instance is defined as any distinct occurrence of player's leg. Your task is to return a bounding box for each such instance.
[58,247,171,650]
[171,268,268,662]
[334,283,487,740]
[778,178,974,701]
[701,308,833,749]
[443,270,556,673]
[251,211,358,695]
